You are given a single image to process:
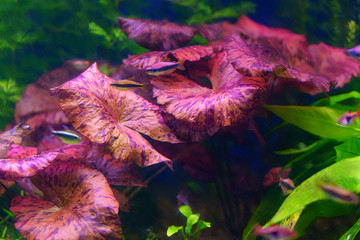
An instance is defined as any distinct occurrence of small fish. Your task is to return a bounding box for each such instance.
[253,224,297,240]
[65,59,91,70]
[337,108,360,126]
[145,61,185,76]
[110,77,144,91]
[321,185,359,204]
[279,178,295,195]
[52,130,82,145]
[346,45,360,58]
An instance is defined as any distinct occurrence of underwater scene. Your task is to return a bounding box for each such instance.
[2,0,360,239]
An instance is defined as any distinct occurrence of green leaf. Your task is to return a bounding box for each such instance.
[329,91,360,105]
[275,141,320,155]
[88,22,111,42]
[185,214,199,236]
[264,105,360,140]
[339,216,360,240]
[166,225,183,237]
[335,138,360,161]
[267,156,360,226]
[2,208,13,218]
[296,200,353,237]
[213,7,239,19]
[179,205,192,218]
[243,187,285,240]
[1,226,7,238]
[189,34,208,46]
[187,214,199,227]
[194,220,211,233]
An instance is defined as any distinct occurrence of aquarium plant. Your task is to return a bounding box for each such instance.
[1,0,360,239]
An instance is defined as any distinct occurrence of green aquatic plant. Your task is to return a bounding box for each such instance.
[170,0,256,25]
[243,91,360,239]
[167,205,211,239]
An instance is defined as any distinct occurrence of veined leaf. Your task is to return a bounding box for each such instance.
[335,138,360,161]
[11,163,121,239]
[267,156,360,226]
[50,63,180,167]
[264,105,360,140]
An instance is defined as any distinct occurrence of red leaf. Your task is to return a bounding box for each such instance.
[177,143,216,182]
[306,43,360,89]
[37,134,66,153]
[16,178,43,198]
[38,136,145,187]
[196,23,223,41]
[0,146,58,181]
[26,111,69,130]
[0,180,14,197]
[11,163,121,239]
[36,62,89,90]
[235,15,307,53]
[123,45,215,70]
[15,64,80,126]
[50,63,179,167]
[151,52,266,141]
[15,84,63,123]
[111,188,130,212]
[118,17,197,50]
[4,144,37,159]
[227,30,360,94]
[84,144,145,186]
[0,124,31,158]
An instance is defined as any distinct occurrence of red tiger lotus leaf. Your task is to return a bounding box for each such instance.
[0,124,31,157]
[227,33,360,94]
[151,52,266,141]
[305,43,360,89]
[0,144,58,181]
[234,15,307,55]
[111,188,130,212]
[4,144,37,159]
[15,84,62,123]
[85,144,145,187]
[11,163,121,239]
[123,45,215,70]
[16,178,43,198]
[118,17,198,51]
[38,136,145,187]
[36,62,89,90]
[15,64,80,126]
[26,111,68,130]
[50,63,180,167]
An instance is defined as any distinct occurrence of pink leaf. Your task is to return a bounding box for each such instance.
[0,124,31,158]
[118,17,197,50]
[11,163,121,239]
[50,63,179,167]
[0,147,58,181]
[151,52,266,141]
[123,45,215,70]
